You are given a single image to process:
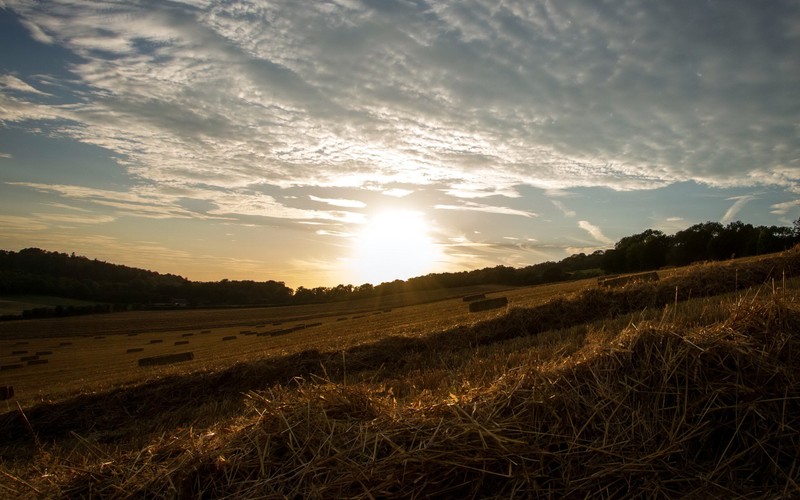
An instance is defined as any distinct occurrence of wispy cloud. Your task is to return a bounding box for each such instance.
[435,201,537,218]
[309,195,366,209]
[0,75,51,96]
[551,200,576,218]
[770,199,800,216]
[2,0,795,208]
[721,195,756,224]
[578,220,614,245]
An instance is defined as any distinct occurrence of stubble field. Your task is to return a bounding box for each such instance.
[2,250,800,498]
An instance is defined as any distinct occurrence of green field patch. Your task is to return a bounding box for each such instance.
[0,295,104,316]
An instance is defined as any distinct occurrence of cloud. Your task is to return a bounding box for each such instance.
[382,188,414,198]
[9,182,364,224]
[721,195,757,224]
[31,212,115,224]
[1,0,798,219]
[18,17,53,44]
[435,201,537,218]
[551,200,576,217]
[770,199,800,216]
[0,152,11,159]
[0,75,52,96]
[309,195,366,208]
[578,220,614,245]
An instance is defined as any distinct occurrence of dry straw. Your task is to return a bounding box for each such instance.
[2,247,800,498]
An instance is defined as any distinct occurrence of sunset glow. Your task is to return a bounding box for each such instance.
[0,1,798,287]
[350,211,443,285]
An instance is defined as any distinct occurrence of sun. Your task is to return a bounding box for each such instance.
[349,210,442,285]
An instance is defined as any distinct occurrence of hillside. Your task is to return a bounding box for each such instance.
[1,249,800,497]
[2,220,796,316]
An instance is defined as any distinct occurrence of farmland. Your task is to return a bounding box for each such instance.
[2,249,800,498]
[0,280,592,407]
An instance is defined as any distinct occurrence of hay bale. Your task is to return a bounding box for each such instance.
[20,355,39,362]
[36,351,53,356]
[462,293,486,302]
[222,336,237,341]
[59,342,72,346]
[149,339,163,344]
[0,386,13,400]
[14,341,28,345]
[94,336,106,340]
[11,350,27,355]
[468,296,509,312]
[138,352,194,367]
[306,322,322,328]
[200,330,211,334]
[174,340,189,346]
[0,364,23,371]
[126,348,144,354]
[182,333,194,337]
[27,359,48,366]
[597,274,619,285]
[337,317,348,321]
[127,333,138,336]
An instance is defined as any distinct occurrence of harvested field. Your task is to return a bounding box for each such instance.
[1,249,800,497]
[138,352,194,367]
[468,296,508,312]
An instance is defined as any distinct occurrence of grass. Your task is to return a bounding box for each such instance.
[1,248,800,498]
[0,296,103,317]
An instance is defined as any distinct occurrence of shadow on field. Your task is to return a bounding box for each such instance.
[1,248,798,450]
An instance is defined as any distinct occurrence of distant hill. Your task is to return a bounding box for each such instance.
[0,219,797,315]
[0,248,293,312]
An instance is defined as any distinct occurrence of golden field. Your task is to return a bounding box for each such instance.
[1,249,799,498]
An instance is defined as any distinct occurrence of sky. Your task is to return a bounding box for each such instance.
[0,0,799,288]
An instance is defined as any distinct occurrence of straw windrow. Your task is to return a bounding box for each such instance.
[2,249,800,498]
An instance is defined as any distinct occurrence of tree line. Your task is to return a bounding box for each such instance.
[0,220,797,316]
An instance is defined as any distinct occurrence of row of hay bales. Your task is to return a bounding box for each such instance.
[1,347,56,372]
[598,271,659,288]
[134,322,324,367]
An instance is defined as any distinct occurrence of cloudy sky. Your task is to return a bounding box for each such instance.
[0,0,798,288]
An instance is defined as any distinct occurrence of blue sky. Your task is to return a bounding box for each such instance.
[0,0,798,288]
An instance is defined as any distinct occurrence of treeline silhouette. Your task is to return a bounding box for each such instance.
[0,220,797,318]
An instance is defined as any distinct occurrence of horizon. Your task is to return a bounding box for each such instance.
[1,1,798,288]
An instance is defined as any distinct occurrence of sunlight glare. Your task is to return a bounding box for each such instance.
[350,210,442,285]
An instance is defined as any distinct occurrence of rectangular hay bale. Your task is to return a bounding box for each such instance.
[222,336,237,341]
[174,340,189,345]
[27,359,48,365]
[126,348,144,353]
[138,352,194,367]
[469,296,509,312]
[1,364,23,371]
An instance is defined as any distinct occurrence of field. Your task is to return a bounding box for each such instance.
[2,250,800,498]
[0,296,103,317]
[0,280,592,407]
